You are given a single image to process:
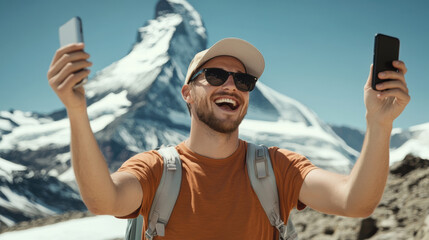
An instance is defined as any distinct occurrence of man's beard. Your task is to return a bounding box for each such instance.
[193,92,247,134]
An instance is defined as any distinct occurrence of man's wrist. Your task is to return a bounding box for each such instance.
[366,113,394,129]
[66,106,89,119]
[366,118,393,134]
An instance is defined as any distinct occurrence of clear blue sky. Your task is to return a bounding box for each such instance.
[1,0,428,130]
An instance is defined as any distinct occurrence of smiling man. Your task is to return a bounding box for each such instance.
[47,38,410,240]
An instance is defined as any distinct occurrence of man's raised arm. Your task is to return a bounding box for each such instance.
[299,61,410,217]
[47,43,142,216]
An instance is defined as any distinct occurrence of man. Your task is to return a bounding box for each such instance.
[47,38,410,239]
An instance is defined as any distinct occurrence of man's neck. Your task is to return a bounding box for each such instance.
[186,122,240,159]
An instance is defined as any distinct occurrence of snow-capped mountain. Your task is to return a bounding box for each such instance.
[0,156,85,227]
[330,123,429,165]
[330,125,365,152]
[1,0,424,228]
[242,83,358,172]
[390,122,429,164]
[0,0,208,227]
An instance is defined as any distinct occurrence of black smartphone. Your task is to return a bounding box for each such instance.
[372,33,400,90]
[58,17,87,89]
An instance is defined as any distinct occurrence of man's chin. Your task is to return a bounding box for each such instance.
[208,124,239,134]
[199,115,241,134]
[194,101,247,134]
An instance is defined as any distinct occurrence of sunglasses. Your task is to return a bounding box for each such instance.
[189,68,258,92]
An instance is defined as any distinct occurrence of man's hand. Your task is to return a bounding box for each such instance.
[364,61,410,127]
[47,43,92,111]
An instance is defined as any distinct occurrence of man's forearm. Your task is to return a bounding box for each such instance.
[345,122,392,215]
[68,108,117,214]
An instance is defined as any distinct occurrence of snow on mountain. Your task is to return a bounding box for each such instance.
[390,122,429,164]
[0,157,85,227]
[1,215,127,240]
[0,110,51,145]
[0,157,26,184]
[85,0,206,102]
[0,91,131,152]
[242,82,358,172]
[329,123,429,165]
[0,92,131,227]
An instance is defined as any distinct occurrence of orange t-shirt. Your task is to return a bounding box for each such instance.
[116,140,317,240]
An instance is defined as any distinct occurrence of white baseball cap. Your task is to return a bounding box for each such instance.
[184,38,265,84]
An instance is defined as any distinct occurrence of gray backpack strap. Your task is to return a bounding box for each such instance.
[246,143,298,240]
[124,146,182,240]
[145,146,182,240]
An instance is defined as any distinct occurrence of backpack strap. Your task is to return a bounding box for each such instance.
[246,142,298,240]
[145,146,182,240]
[124,146,182,240]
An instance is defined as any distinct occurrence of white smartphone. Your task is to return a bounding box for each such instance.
[58,17,88,89]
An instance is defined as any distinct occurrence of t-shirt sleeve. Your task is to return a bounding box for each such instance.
[270,147,319,215]
[115,150,163,219]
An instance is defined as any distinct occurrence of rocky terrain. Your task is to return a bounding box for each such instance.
[1,155,427,240]
[291,155,429,240]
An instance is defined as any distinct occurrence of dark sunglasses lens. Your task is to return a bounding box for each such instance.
[234,73,256,92]
[205,68,228,86]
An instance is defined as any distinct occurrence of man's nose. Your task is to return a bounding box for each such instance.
[222,75,237,90]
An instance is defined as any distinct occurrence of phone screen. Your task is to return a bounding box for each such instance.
[372,34,400,90]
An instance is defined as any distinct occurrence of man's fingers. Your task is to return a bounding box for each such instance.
[50,43,85,67]
[377,88,411,104]
[57,69,91,91]
[48,51,90,79]
[375,80,409,94]
[369,61,407,92]
[377,67,406,84]
[393,60,407,74]
[49,60,92,87]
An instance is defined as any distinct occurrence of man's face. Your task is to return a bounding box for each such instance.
[188,56,250,134]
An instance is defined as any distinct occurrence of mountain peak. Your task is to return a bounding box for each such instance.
[154,0,206,38]
[85,0,206,99]
[155,0,189,18]
[155,0,175,17]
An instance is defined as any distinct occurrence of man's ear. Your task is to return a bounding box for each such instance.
[181,84,193,103]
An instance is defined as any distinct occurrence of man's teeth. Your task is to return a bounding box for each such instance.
[215,98,237,107]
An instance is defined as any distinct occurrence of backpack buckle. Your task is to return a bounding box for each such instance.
[255,148,268,179]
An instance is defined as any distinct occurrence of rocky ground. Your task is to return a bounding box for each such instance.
[1,155,428,239]
[291,155,429,239]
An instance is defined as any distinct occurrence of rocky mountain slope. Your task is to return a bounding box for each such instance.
[291,155,429,240]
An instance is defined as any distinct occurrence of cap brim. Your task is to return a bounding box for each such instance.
[185,38,265,84]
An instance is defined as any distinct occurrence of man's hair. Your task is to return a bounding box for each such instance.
[186,85,193,116]
[185,64,204,116]
[186,78,199,116]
